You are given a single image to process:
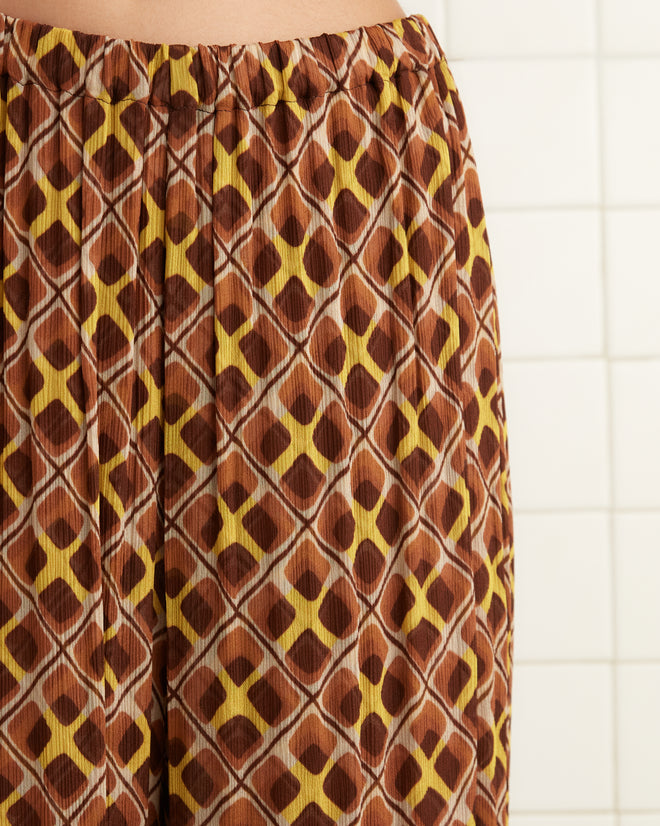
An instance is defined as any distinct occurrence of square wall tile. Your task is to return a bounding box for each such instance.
[620,816,660,826]
[443,58,599,209]
[602,59,660,205]
[601,0,660,55]
[485,209,603,359]
[610,359,660,509]
[604,209,660,357]
[616,664,660,810]
[502,360,609,511]
[614,513,660,660]
[447,0,596,57]
[511,512,611,663]
[509,663,614,811]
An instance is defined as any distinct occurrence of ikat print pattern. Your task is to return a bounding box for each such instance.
[0,10,515,826]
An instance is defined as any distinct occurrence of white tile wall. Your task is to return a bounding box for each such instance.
[616,665,660,811]
[601,59,660,205]
[510,663,615,811]
[402,0,660,823]
[600,0,660,55]
[604,210,660,356]
[446,57,600,209]
[619,817,660,826]
[486,209,604,358]
[614,513,660,659]
[511,512,612,662]
[448,0,597,57]
[611,360,660,509]
[511,818,617,826]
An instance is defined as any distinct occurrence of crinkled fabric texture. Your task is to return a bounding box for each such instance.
[0,9,515,826]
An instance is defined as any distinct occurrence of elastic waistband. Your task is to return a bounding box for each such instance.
[0,11,447,113]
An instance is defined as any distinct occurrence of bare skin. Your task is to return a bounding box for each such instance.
[0,0,409,46]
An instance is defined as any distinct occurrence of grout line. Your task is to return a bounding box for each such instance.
[445,52,660,60]
[511,808,660,817]
[503,355,660,363]
[594,0,621,821]
[509,506,660,514]
[484,204,660,211]
[514,659,660,666]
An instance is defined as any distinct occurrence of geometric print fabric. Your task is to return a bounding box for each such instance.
[0,10,515,825]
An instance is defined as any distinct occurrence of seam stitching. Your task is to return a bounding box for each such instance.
[0,61,445,113]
